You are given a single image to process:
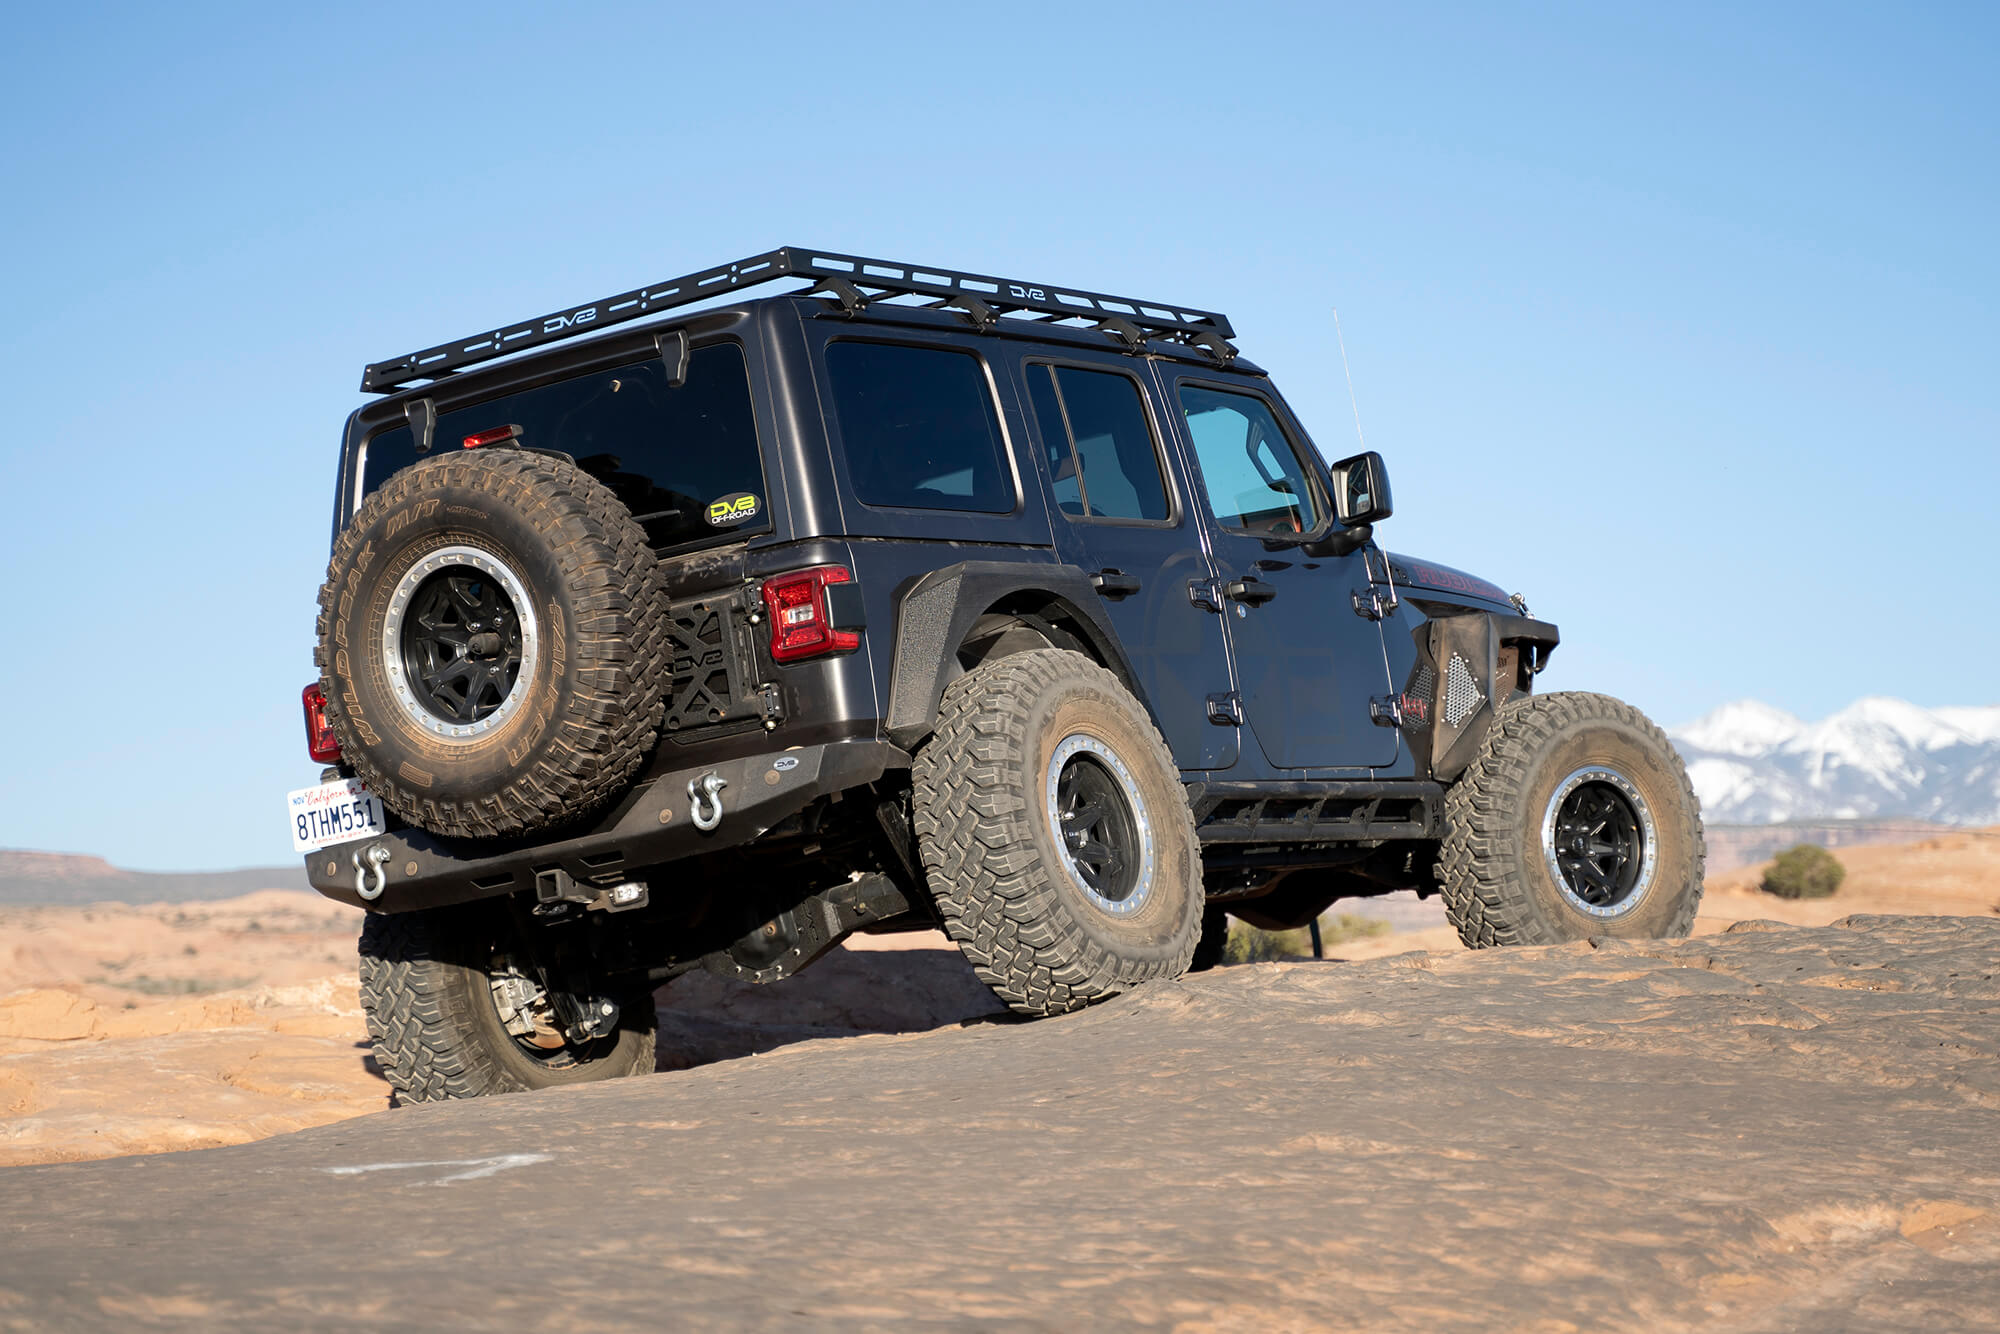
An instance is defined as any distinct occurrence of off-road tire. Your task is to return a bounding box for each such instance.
[315,449,668,839]
[359,905,657,1103]
[1188,905,1230,973]
[911,649,1202,1015]
[1439,691,1704,948]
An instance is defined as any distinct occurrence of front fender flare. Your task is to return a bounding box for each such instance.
[1402,610,1561,783]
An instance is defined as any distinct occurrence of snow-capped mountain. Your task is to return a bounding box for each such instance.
[1669,697,2000,825]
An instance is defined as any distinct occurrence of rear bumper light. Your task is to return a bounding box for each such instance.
[761,566,862,664]
[302,684,342,763]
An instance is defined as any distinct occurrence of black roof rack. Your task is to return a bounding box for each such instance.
[360,246,1237,392]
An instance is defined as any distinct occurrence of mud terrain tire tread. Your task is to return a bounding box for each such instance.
[910,649,1201,1016]
[315,449,669,840]
[1439,691,1705,949]
[359,906,656,1103]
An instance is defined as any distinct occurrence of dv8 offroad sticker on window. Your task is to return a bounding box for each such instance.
[706,492,761,527]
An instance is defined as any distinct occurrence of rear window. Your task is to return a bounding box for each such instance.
[358,342,766,550]
[825,341,1014,514]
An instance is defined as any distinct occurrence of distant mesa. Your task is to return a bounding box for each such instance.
[1671,696,2000,826]
[0,850,310,906]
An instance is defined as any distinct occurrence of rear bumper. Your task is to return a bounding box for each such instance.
[305,739,907,913]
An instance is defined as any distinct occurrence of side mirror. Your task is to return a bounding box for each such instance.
[1303,451,1393,556]
[1331,451,1393,526]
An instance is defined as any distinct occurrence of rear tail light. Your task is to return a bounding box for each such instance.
[302,684,342,763]
[760,566,860,664]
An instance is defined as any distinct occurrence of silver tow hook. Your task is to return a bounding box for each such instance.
[688,772,728,831]
[352,844,392,901]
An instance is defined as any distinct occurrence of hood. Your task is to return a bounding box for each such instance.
[1384,553,1514,610]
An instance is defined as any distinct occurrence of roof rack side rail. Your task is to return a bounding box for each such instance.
[360,248,1237,392]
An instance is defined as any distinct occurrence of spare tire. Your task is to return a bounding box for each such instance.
[314,448,668,840]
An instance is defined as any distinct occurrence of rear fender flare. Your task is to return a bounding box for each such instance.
[884,561,1141,749]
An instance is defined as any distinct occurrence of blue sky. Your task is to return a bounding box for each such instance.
[1,2,1994,869]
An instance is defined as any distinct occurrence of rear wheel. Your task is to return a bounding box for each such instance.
[911,649,1202,1016]
[359,904,657,1103]
[1439,692,1704,947]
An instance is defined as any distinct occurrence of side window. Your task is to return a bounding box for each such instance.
[1025,364,1172,522]
[1178,384,1321,535]
[826,342,1014,514]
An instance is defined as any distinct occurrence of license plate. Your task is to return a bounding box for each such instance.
[287,777,387,853]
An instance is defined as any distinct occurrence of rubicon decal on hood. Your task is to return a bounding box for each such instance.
[1387,555,1510,605]
[705,493,761,526]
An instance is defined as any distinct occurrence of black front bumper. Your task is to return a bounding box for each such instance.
[305,739,907,913]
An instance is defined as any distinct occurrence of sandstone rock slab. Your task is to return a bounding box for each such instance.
[1,916,1997,1331]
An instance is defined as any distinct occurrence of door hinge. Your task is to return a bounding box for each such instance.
[1358,548,1401,619]
[1369,694,1404,728]
[1206,692,1244,726]
[1188,578,1224,614]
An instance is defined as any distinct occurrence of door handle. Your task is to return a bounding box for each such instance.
[1224,576,1277,606]
[1090,569,1142,600]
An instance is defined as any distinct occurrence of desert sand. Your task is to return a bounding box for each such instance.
[2,828,1996,1169]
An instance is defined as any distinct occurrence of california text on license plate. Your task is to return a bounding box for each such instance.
[287,777,387,853]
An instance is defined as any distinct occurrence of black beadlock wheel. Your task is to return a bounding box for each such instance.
[314,449,669,840]
[1438,691,1705,948]
[359,904,657,1103]
[910,649,1202,1016]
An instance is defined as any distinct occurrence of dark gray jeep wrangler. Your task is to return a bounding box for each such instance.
[295,248,1703,1101]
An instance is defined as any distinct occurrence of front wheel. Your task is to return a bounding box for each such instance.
[1438,691,1705,948]
[359,904,657,1102]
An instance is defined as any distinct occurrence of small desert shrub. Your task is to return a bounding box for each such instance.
[1760,844,1846,900]
[90,974,252,996]
[1224,924,1310,964]
[1222,913,1391,963]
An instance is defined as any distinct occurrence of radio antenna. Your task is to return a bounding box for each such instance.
[1333,306,1366,452]
[1332,306,1397,619]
